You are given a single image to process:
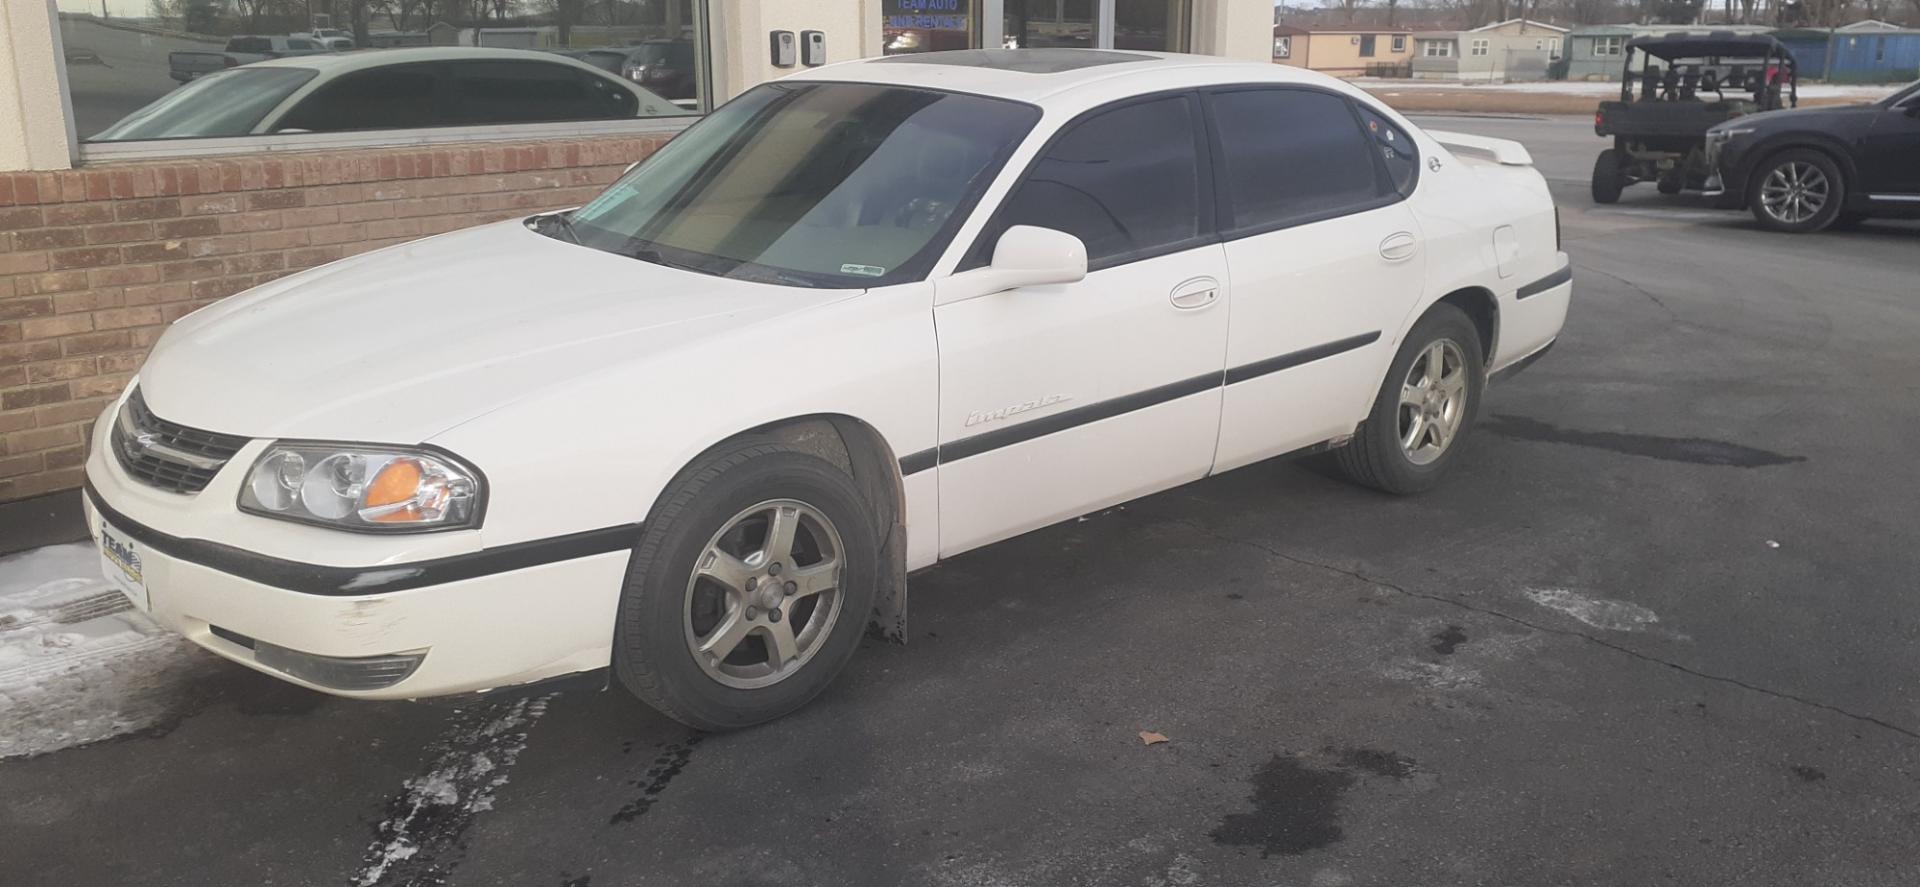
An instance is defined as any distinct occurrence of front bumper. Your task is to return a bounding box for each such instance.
[82,414,635,700]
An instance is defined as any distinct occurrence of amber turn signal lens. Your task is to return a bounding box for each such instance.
[364,458,423,510]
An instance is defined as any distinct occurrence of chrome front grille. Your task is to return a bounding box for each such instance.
[111,388,250,494]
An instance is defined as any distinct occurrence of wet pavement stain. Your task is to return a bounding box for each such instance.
[560,874,591,886]
[1331,747,1417,780]
[1211,754,1355,857]
[1482,415,1805,468]
[1212,748,1421,857]
[1430,625,1468,655]
[1791,765,1827,782]
[609,736,703,825]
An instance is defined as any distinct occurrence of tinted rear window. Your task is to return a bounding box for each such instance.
[1210,89,1384,233]
[446,61,639,124]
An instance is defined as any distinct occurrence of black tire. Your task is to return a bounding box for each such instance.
[613,439,880,731]
[1591,149,1625,204]
[1657,173,1683,195]
[1334,304,1486,495]
[1831,211,1870,231]
[1747,148,1845,234]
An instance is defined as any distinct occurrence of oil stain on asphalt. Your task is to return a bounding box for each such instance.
[1430,625,1468,655]
[1210,748,1417,857]
[609,735,703,825]
[1482,415,1806,468]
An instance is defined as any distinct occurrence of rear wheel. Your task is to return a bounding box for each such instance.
[1334,305,1485,495]
[613,440,879,731]
[1591,149,1626,204]
[1748,148,1844,233]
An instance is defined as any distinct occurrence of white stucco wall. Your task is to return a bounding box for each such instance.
[0,0,77,171]
[1193,0,1273,63]
[707,0,885,102]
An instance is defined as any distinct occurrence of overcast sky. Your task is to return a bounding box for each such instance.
[60,0,158,20]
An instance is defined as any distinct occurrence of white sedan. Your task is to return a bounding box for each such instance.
[84,49,1569,730]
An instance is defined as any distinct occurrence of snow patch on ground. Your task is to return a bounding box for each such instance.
[352,694,553,887]
[1379,658,1485,691]
[1351,77,1900,100]
[0,542,216,760]
[1524,587,1660,632]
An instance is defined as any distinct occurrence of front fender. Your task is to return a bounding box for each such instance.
[429,282,940,553]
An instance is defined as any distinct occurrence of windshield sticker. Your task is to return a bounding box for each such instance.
[840,263,887,277]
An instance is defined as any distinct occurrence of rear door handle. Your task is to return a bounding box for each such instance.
[1380,231,1418,262]
[1170,276,1219,310]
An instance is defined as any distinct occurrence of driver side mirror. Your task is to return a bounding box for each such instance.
[937,225,1088,303]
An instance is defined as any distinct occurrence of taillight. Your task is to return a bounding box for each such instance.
[1554,207,1561,251]
[223,56,239,67]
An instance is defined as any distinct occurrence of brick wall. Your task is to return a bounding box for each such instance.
[0,135,669,503]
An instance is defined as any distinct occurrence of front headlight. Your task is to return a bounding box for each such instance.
[238,443,483,532]
[1707,126,1756,144]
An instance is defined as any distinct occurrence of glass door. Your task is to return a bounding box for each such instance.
[1114,0,1190,51]
[1004,0,1096,49]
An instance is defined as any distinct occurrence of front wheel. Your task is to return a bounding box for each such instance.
[1333,305,1485,495]
[613,440,880,731]
[1748,149,1844,233]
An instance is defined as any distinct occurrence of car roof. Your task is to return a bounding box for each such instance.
[245,46,602,73]
[789,49,1339,107]
[1626,31,1790,60]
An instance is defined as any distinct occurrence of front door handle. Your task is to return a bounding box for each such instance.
[1380,231,1418,262]
[1170,276,1219,310]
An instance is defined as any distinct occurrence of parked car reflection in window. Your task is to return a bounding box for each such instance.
[86,48,686,143]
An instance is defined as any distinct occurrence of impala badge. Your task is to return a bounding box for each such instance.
[965,394,1072,427]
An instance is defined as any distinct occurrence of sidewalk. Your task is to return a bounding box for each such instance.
[0,541,216,759]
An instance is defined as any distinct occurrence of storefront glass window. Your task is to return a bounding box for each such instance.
[1004,0,1094,49]
[1114,0,1190,51]
[882,0,978,55]
[55,0,706,150]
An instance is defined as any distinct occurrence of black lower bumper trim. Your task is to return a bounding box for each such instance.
[83,480,638,597]
[1516,263,1573,300]
[1489,339,1556,383]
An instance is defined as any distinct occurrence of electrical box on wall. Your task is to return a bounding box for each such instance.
[770,30,796,68]
[801,30,826,66]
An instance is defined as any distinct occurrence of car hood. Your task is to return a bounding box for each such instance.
[139,220,858,443]
[1724,103,1875,130]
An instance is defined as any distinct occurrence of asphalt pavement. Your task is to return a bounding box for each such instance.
[3,115,1918,887]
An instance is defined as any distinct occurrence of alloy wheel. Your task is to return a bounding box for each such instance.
[1759,161,1830,225]
[683,499,845,690]
[1398,339,1468,466]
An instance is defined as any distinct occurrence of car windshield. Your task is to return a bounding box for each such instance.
[90,68,318,142]
[563,82,1039,288]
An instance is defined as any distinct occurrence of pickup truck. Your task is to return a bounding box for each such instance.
[168,36,335,83]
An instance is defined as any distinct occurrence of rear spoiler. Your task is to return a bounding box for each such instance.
[1426,130,1534,166]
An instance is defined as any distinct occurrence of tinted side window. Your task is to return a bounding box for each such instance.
[276,65,439,132]
[1352,103,1419,197]
[447,61,636,124]
[991,95,1202,266]
[1210,89,1384,233]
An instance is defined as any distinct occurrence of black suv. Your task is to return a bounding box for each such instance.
[1705,79,1920,233]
